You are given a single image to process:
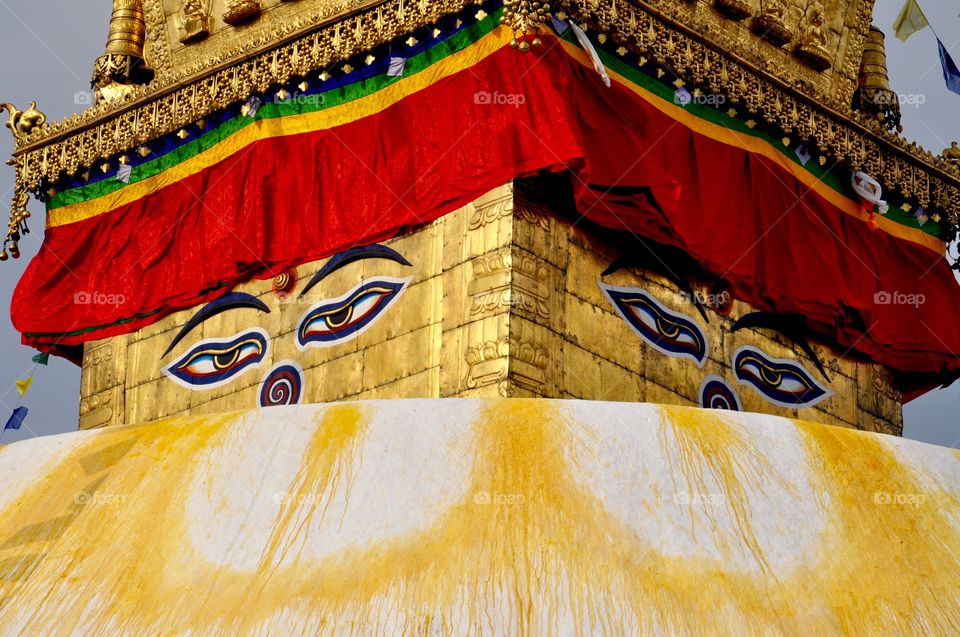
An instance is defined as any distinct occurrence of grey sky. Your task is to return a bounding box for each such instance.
[0,0,957,446]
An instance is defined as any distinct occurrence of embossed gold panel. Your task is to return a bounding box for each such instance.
[80,181,902,434]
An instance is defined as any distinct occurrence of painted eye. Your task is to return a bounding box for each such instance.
[733,346,832,408]
[600,283,708,367]
[699,375,742,411]
[297,277,410,348]
[164,329,268,388]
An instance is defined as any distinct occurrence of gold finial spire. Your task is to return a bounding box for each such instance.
[91,0,154,103]
[854,27,902,133]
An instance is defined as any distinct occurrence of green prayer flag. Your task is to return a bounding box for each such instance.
[31,352,50,365]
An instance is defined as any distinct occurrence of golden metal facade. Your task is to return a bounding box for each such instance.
[78,182,902,435]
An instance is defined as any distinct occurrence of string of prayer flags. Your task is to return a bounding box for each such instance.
[891,1,960,96]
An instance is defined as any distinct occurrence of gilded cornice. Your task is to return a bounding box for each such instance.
[4,0,960,235]
[554,0,960,219]
[7,0,462,184]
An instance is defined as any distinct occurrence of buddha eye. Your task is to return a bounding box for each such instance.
[164,329,268,388]
[733,346,832,408]
[297,277,410,348]
[600,283,707,367]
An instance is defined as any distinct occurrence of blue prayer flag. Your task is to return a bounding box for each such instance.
[938,38,960,96]
[4,406,28,431]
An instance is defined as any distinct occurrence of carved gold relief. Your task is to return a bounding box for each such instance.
[222,0,262,25]
[178,0,211,43]
[715,0,753,21]
[79,389,120,429]
[465,334,548,395]
[871,364,902,402]
[795,1,831,71]
[79,340,129,429]
[752,0,791,46]
[468,251,551,319]
[468,196,514,230]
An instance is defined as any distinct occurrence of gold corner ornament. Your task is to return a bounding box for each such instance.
[500,0,551,51]
[0,102,47,144]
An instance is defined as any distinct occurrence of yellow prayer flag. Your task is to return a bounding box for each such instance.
[894,0,929,42]
[15,377,33,396]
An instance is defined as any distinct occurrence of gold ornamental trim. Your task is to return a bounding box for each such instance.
[554,0,960,222]
[5,0,960,231]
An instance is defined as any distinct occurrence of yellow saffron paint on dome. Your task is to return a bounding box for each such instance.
[0,400,957,634]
